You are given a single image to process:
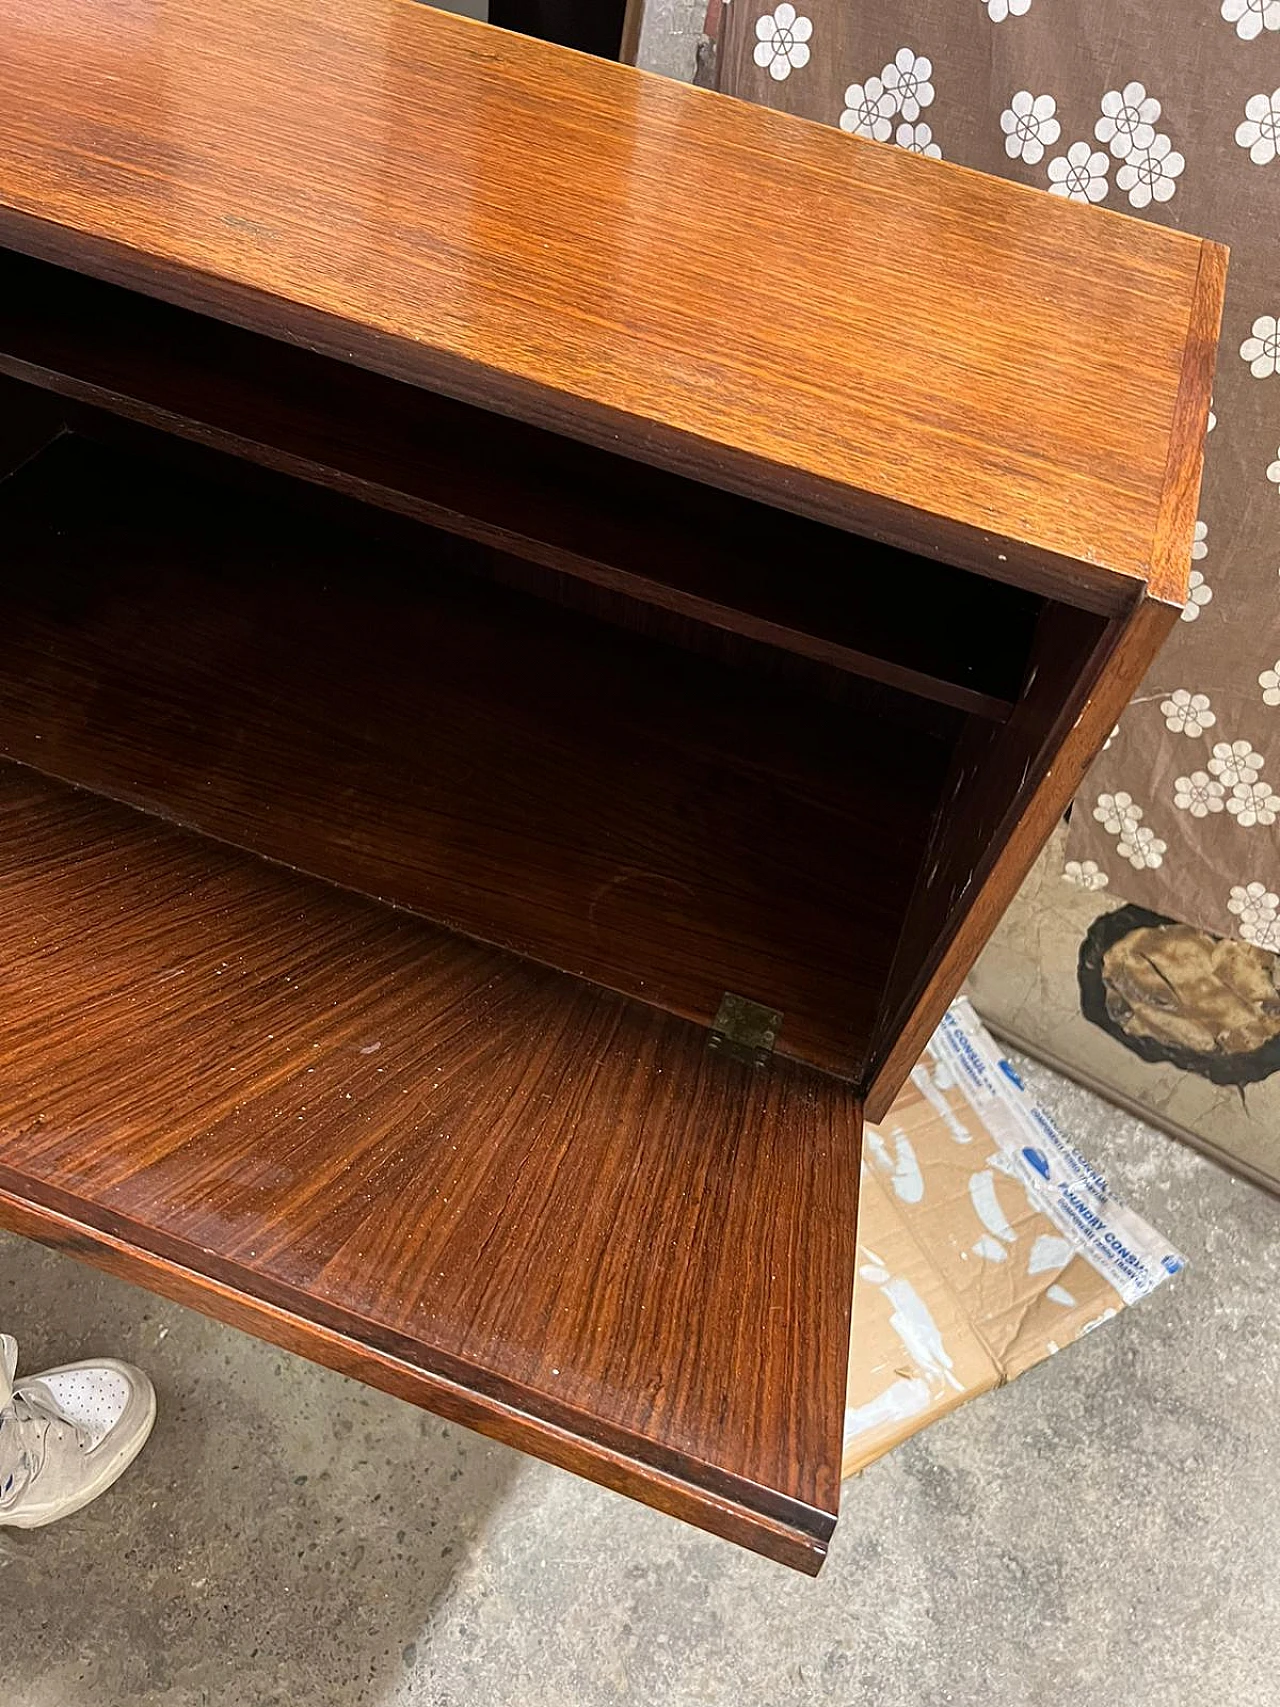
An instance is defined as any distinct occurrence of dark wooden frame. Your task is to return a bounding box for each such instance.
[488,0,637,59]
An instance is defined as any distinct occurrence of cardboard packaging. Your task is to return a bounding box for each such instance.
[844,998,1184,1478]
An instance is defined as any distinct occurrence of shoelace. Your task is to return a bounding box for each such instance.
[0,1391,90,1508]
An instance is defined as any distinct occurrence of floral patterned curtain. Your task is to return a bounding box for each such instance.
[716,0,1280,948]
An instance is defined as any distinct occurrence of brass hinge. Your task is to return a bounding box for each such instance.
[708,993,782,1069]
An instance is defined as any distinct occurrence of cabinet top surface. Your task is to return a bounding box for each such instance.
[0,0,1221,603]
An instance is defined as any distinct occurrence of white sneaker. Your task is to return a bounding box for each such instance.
[0,1333,157,1528]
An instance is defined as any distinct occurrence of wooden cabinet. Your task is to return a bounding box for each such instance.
[0,0,1221,1572]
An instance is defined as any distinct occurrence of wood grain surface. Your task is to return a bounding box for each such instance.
[0,762,861,1572]
[0,0,1219,606]
[864,593,1179,1119]
[0,427,956,1079]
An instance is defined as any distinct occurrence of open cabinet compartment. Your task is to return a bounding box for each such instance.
[0,385,985,1080]
[0,0,1219,1576]
[0,364,1110,1570]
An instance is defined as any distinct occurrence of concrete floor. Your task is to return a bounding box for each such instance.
[3,1055,1278,1705]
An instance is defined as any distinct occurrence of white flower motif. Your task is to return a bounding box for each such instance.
[1243,916,1280,952]
[1117,134,1184,209]
[1174,772,1226,816]
[1208,401,1217,433]
[840,77,896,141]
[1229,881,1280,950]
[1118,824,1166,870]
[895,121,942,158]
[1236,90,1280,165]
[1269,448,1280,494]
[1181,568,1212,621]
[1222,0,1280,41]
[1093,791,1142,836]
[985,0,1032,17]
[1063,859,1110,891]
[1227,780,1280,826]
[1161,689,1216,737]
[1260,662,1280,706]
[1208,740,1266,786]
[1103,722,1121,751]
[881,49,934,121]
[1228,880,1280,925]
[1231,889,1277,927]
[1192,519,1208,561]
[1241,316,1280,379]
[753,4,812,81]
[1047,142,1109,203]
[1001,91,1061,164]
[1096,83,1160,160]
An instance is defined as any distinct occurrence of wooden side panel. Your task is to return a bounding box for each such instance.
[862,243,1222,1113]
[1149,242,1229,604]
[865,594,1180,1119]
[871,603,1108,1049]
[0,765,862,1573]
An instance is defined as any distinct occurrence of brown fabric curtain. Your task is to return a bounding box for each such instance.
[716,0,1280,947]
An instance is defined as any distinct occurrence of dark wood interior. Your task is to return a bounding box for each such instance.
[0,373,1128,1097]
[487,0,635,60]
[869,599,1112,1087]
[0,412,967,1080]
[0,252,1043,723]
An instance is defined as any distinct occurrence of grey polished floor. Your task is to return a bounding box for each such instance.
[3,1052,1277,1706]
